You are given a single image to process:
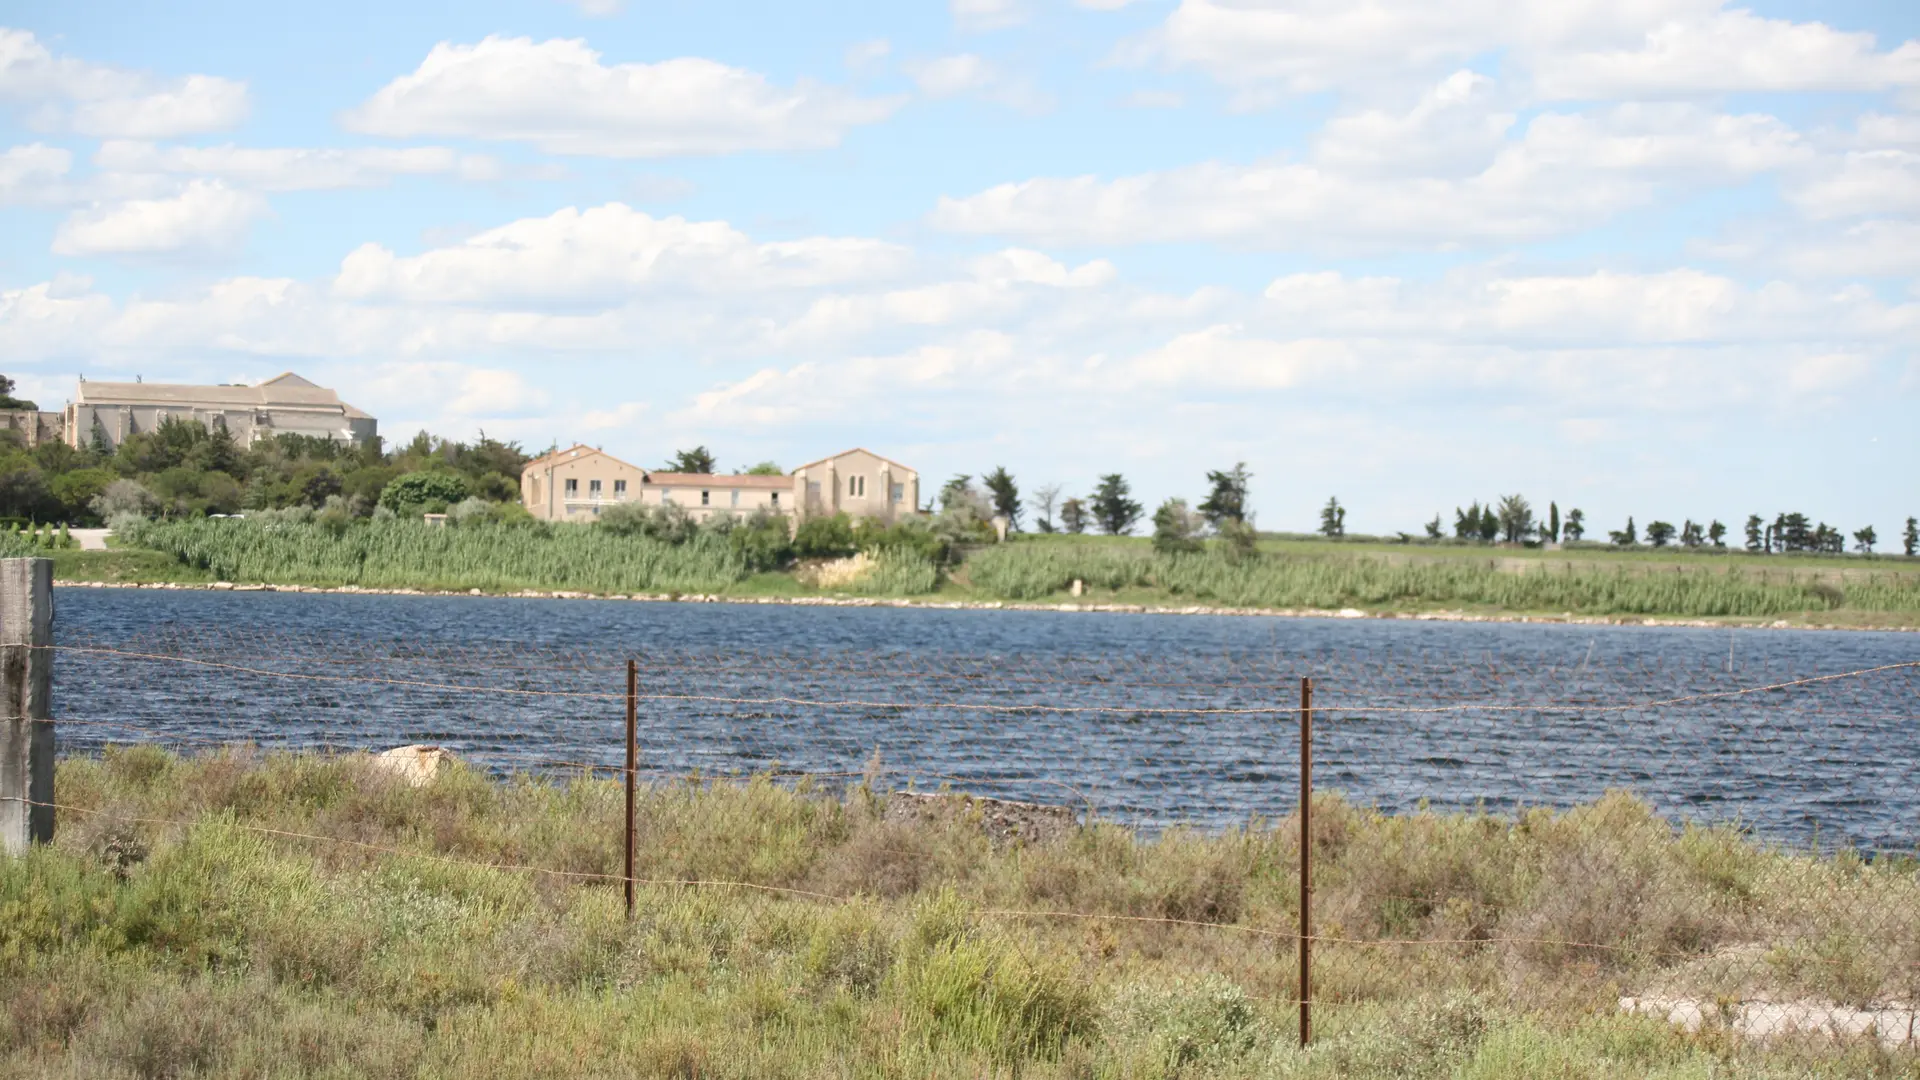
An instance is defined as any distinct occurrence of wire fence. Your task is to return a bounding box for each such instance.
[22,622,1920,1059]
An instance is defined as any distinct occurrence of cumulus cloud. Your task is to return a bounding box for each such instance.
[341,36,901,157]
[952,0,1026,32]
[51,180,268,256]
[931,101,1808,249]
[0,142,69,203]
[1123,1,1920,103]
[332,203,912,306]
[0,27,247,137]
[92,141,503,191]
[905,54,1051,112]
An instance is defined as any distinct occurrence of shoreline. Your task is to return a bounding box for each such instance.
[52,577,1918,632]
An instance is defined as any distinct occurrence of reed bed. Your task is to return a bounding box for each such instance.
[963,544,1920,616]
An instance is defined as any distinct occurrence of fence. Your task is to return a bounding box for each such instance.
[6,561,1920,1072]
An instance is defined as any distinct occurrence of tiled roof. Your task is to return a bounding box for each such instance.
[75,371,370,418]
[644,473,791,489]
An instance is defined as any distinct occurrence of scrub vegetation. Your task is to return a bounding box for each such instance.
[2,748,1913,1078]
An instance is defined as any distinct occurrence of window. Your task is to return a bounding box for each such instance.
[891,483,904,503]
[849,475,865,497]
[662,489,673,505]
[589,479,602,496]
[701,490,710,506]
[731,490,740,507]
[771,492,780,507]
[614,479,627,496]
[564,478,578,496]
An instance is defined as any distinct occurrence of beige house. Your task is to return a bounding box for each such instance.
[520,445,650,522]
[637,473,792,522]
[521,444,922,527]
[792,448,919,524]
[1,410,64,448]
[65,372,377,450]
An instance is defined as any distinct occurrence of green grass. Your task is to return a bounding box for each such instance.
[45,520,1920,626]
[3,748,1914,1078]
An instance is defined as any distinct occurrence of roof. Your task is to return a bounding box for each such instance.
[789,447,917,475]
[74,371,369,418]
[519,444,643,476]
[644,473,791,490]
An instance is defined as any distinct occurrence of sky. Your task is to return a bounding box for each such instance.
[1,0,1917,538]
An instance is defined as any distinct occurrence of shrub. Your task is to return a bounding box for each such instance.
[793,513,856,558]
[91,479,160,521]
[377,471,469,515]
[729,509,793,571]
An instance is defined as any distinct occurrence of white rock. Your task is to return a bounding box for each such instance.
[373,745,456,788]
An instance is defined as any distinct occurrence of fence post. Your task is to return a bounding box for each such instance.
[1298,675,1312,1048]
[625,657,637,920]
[1,558,54,854]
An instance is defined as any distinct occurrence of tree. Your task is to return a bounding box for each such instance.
[378,471,469,514]
[1031,484,1062,533]
[1060,497,1089,535]
[1454,503,1483,541]
[665,446,717,474]
[1853,525,1877,554]
[1547,501,1560,544]
[91,478,159,520]
[1645,521,1676,547]
[744,461,784,476]
[1197,463,1251,526]
[982,466,1021,530]
[1744,515,1764,551]
[1779,513,1812,552]
[1563,508,1585,542]
[1708,520,1727,547]
[0,375,36,410]
[1424,514,1442,541]
[1151,498,1204,554]
[1090,474,1142,535]
[1495,494,1534,544]
[1608,517,1637,546]
[1906,517,1919,558]
[1479,506,1499,543]
[1319,497,1346,538]
[1216,518,1258,560]
[1679,520,1703,548]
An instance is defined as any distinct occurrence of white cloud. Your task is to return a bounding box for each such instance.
[932,102,1806,249]
[1784,150,1920,220]
[0,27,247,137]
[1123,1,1920,103]
[565,0,624,15]
[1313,71,1514,176]
[51,180,268,256]
[361,361,550,419]
[1119,89,1184,109]
[92,141,503,191]
[1715,219,1920,279]
[906,54,1052,113]
[0,142,69,203]
[1537,11,1920,100]
[332,203,912,305]
[844,39,891,72]
[0,275,114,360]
[341,36,901,157]
[952,0,1026,32]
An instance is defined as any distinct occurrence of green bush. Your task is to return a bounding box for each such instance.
[793,513,856,558]
[377,471,470,516]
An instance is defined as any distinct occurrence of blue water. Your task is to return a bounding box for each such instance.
[51,588,1920,850]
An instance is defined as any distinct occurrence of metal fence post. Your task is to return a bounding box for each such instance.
[1299,675,1312,1048]
[1,558,54,854]
[625,657,637,920]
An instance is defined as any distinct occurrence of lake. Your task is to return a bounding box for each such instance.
[51,588,1920,851]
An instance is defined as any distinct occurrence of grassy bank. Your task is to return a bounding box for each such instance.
[3,748,1915,1077]
[28,518,1920,626]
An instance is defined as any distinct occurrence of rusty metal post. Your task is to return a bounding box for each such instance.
[1298,675,1312,1048]
[624,657,637,920]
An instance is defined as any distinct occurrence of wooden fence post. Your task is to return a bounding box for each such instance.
[1,558,54,854]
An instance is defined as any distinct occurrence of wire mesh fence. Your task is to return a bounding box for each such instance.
[24,620,1920,1063]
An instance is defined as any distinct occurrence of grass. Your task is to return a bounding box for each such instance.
[3,747,1915,1078]
[42,520,1920,626]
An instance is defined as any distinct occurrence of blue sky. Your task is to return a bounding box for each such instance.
[2,1,1916,538]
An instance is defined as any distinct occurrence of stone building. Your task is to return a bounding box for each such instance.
[64,372,376,450]
[792,448,919,524]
